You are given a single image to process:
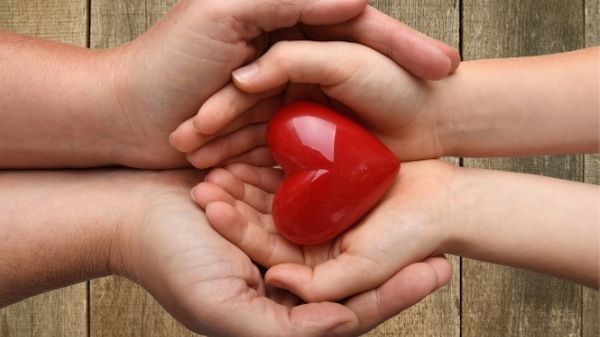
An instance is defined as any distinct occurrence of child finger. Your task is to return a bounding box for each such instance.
[205,167,274,214]
[220,147,276,168]
[206,201,304,267]
[170,117,215,153]
[194,83,283,135]
[265,252,392,303]
[186,124,267,169]
[191,181,236,209]
[225,163,284,193]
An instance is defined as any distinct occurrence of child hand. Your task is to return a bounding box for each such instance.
[171,41,458,169]
[191,160,456,302]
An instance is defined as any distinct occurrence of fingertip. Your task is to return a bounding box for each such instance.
[429,40,461,74]
[205,167,245,198]
[447,48,461,74]
[190,182,235,208]
[424,255,453,289]
[266,264,315,300]
[170,119,205,153]
[419,47,453,80]
[232,62,260,86]
[205,200,235,221]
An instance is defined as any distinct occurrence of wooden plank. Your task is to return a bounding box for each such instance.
[583,152,600,337]
[365,1,460,336]
[0,1,89,337]
[461,1,585,337]
[583,2,600,336]
[0,0,88,45]
[89,2,197,336]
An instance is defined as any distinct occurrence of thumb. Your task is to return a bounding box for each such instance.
[265,252,394,303]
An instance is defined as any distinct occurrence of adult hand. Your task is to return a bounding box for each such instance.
[0,168,452,336]
[0,0,459,169]
[112,169,453,336]
[111,0,459,168]
[171,41,456,168]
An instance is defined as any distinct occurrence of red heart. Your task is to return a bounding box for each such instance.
[267,102,400,245]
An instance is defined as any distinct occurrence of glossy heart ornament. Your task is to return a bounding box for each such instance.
[267,102,400,245]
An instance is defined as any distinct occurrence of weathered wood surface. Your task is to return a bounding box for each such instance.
[0,1,89,337]
[583,3,600,337]
[461,1,586,337]
[366,1,460,336]
[0,0,597,336]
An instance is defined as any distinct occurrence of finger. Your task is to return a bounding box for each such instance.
[221,146,276,168]
[173,97,279,154]
[302,6,460,80]
[233,41,415,121]
[194,84,283,135]
[206,201,303,267]
[205,169,270,222]
[425,255,453,289]
[170,117,206,153]
[232,41,380,93]
[205,167,275,214]
[225,163,284,193]
[186,124,267,169]
[221,0,368,33]
[331,257,452,336]
[191,181,236,209]
[265,252,393,303]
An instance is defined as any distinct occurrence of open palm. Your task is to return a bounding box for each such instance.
[192,161,455,303]
[121,169,451,336]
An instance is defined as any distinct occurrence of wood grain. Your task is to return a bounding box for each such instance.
[366,1,460,336]
[1,0,596,336]
[0,1,89,337]
[461,1,586,337]
[89,1,198,336]
[583,2,600,336]
[583,151,600,337]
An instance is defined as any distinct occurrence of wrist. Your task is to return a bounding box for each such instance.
[434,163,473,255]
[426,71,467,158]
[107,170,205,285]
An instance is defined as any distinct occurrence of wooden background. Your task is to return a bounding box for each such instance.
[0,0,598,336]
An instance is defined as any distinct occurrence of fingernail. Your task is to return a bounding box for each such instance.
[168,132,176,146]
[233,63,259,82]
[190,187,198,202]
[327,321,358,337]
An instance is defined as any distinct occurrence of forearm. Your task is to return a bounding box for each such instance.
[439,47,599,157]
[445,167,599,288]
[0,30,124,168]
[0,170,140,306]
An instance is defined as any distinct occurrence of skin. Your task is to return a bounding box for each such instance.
[0,169,452,337]
[0,0,459,169]
[0,2,464,335]
[170,42,599,168]
[193,160,599,305]
[182,41,599,300]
